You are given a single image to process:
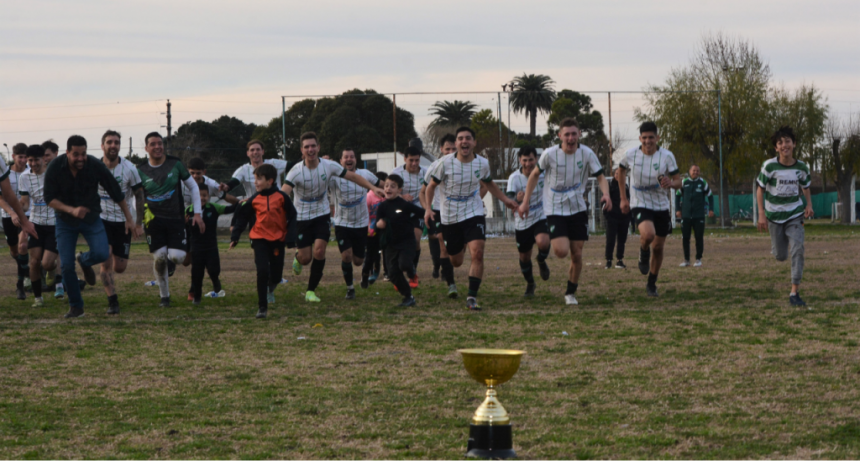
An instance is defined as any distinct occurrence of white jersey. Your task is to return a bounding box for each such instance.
[329,168,378,228]
[538,144,603,216]
[19,171,54,226]
[99,157,142,223]
[285,158,346,221]
[428,154,491,225]
[425,155,452,211]
[232,159,290,197]
[182,175,221,207]
[507,169,545,230]
[619,146,679,211]
[0,165,29,219]
[390,164,427,208]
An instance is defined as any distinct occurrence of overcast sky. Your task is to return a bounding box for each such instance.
[2,0,858,161]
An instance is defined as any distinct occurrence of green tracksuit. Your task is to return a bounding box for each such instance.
[675,178,714,261]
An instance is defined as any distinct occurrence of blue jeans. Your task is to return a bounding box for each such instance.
[55,218,109,310]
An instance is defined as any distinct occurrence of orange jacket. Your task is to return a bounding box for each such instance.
[231,186,297,244]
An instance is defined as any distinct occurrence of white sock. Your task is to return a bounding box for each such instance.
[155,260,169,298]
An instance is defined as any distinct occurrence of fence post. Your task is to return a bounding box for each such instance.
[752,177,757,225]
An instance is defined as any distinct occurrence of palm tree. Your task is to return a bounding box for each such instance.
[428,100,478,127]
[510,73,556,137]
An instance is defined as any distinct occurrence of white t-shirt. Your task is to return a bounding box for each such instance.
[19,171,54,226]
[0,165,29,219]
[232,159,290,197]
[99,157,143,223]
[285,158,346,221]
[507,169,546,230]
[182,175,221,207]
[537,144,603,216]
[619,146,679,211]
[425,155,453,211]
[390,164,427,208]
[329,168,379,228]
[428,154,491,225]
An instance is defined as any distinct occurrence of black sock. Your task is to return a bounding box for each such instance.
[212,278,222,292]
[33,278,42,298]
[108,294,118,304]
[17,254,29,279]
[536,249,549,264]
[428,238,441,268]
[308,258,325,292]
[412,249,421,272]
[519,260,535,284]
[55,273,63,286]
[341,261,353,287]
[468,276,482,297]
[566,281,578,295]
[440,257,455,285]
[647,272,658,286]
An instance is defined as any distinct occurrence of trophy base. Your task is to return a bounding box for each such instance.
[466,423,515,459]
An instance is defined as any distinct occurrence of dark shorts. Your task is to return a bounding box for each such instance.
[145,217,187,253]
[426,210,443,236]
[2,217,19,247]
[515,219,549,253]
[442,215,486,256]
[184,222,192,252]
[103,220,132,259]
[632,208,673,238]
[335,226,367,259]
[28,224,57,253]
[297,214,331,249]
[547,212,589,241]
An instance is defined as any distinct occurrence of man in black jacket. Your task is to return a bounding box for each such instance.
[603,167,632,269]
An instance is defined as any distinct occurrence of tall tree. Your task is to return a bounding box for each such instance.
[250,98,316,164]
[429,100,477,127]
[470,109,517,179]
[510,73,556,137]
[826,115,860,223]
[547,89,612,169]
[170,116,258,174]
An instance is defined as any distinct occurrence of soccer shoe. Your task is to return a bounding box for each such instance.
[107,298,120,315]
[605,260,612,269]
[23,277,32,291]
[524,283,536,298]
[256,308,268,319]
[292,257,302,276]
[694,259,702,267]
[466,297,481,311]
[398,296,416,307]
[305,291,321,303]
[565,294,578,305]
[646,284,659,297]
[16,281,26,300]
[159,297,171,308]
[192,298,201,306]
[46,271,55,287]
[408,274,419,289]
[368,271,378,285]
[54,285,64,299]
[78,280,88,291]
[64,307,85,318]
[167,261,176,277]
[205,290,226,298]
[32,297,44,308]
[187,293,194,301]
[447,284,459,299]
[538,261,550,281]
[790,293,807,307]
[638,249,651,275]
[615,260,627,269]
[77,252,96,286]
[432,266,440,279]
[346,288,356,300]
[360,272,369,289]
[679,260,690,267]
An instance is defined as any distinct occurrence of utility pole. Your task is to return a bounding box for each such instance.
[166,99,172,154]
[607,92,613,172]
[392,94,397,167]
[128,137,133,157]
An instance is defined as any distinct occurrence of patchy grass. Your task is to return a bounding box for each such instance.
[1,229,860,459]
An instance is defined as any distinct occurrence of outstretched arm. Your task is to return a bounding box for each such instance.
[344,171,384,196]
[484,180,518,211]
[517,168,541,219]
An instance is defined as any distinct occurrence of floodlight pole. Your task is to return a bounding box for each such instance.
[281,97,287,159]
[718,89,724,228]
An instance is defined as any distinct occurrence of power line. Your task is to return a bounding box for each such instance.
[0,99,163,111]
[0,111,158,122]
[0,123,157,134]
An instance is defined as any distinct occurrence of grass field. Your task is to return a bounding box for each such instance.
[1,224,860,459]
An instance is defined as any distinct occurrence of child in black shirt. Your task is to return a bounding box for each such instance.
[185,185,237,304]
[375,174,425,307]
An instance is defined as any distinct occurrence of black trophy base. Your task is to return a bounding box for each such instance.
[466,423,516,459]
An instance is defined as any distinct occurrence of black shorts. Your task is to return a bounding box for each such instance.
[442,216,486,256]
[632,208,673,237]
[515,219,549,253]
[335,226,367,259]
[103,220,132,259]
[145,217,187,253]
[2,216,19,247]
[297,215,331,249]
[426,210,443,236]
[547,212,589,241]
[28,224,57,253]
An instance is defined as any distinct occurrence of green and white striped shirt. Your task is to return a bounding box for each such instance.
[429,154,491,225]
[507,169,545,230]
[391,164,427,208]
[619,146,679,211]
[537,144,603,216]
[0,165,28,219]
[19,171,54,226]
[284,158,346,221]
[329,168,378,228]
[756,157,810,223]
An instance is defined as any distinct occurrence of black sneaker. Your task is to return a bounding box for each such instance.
[646,284,659,297]
[360,272,369,289]
[76,252,96,286]
[538,261,550,281]
[524,283,536,298]
[432,266,440,279]
[64,307,85,318]
[16,280,25,300]
[789,293,807,307]
[256,308,268,319]
[638,249,651,275]
[345,288,356,300]
[466,297,482,311]
[615,260,627,269]
[107,299,120,315]
[78,279,87,291]
[605,260,612,269]
[398,296,416,307]
[192,298,201,306]
[159,297,171,307]
[167,260,176,277]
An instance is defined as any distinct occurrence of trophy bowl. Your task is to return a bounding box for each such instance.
[458,348,526,388]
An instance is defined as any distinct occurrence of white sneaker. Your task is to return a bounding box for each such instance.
[694,260,702,267]
[565,294,578,305]
[679,260,690,267]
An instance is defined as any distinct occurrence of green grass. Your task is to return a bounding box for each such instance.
[1,230,860,459]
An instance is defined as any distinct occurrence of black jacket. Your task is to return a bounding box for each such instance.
[603,178,630,220]
[44,154,126,225]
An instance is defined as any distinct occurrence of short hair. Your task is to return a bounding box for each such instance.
[771,126,796,146]
[639,122,658,135]
[455,126,476,138]
[12,143,27,156]
[187,157,206,171]
[246,139,264,150]
[558,118,580,131]
[26,144,45,158]
[342,148,357,156]
[67,135,87,150]
[439,134,456,147]
[387,174,404,189]
[300,132,318,144]
[254,163,277,181]
[403,146,422,158]
[144,132,163,145]
[41,140,59,153]
[518,146,538,158]
[375,171,388,182]
[101,130,121,144]
[196,177,209,194]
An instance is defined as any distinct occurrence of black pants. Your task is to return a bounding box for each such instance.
[604,216,630,261]
[386,246,415,297]
[252,239,286,309]
[682,218,705,260]
[363,234,380,276]
[190,249,221,299]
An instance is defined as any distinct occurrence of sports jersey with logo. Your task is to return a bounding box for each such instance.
[137,155,192,222]
[99,157,142,222]
[284,158,346,221]
[425,155,452,211]
[619,147,679,211]
[390,164,427,208]
[182,175,221,206]
[429,154,491,225]
[537,144,603,216]
[18,171,54,225]
[507,169,546,230]
[0,165,29,219]
[329,168,378,228]
[232,159,290,197]
[756,157,811,223]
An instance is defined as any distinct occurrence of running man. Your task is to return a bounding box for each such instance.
[425,126,519,310]
[756,126,813,307]
[507,146,551,297]
[676,164,714,267]
[518,119,610,305]
[391,146,428,280]
[18,145,59,308]
[220,140,293,198]
[424,134,456,281]
[0,143,31,299]
[282,132,383,303]
[618,121,681,297]
[328,148,380,299]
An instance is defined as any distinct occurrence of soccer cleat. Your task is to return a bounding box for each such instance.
[292,257,302,276]
[305,291,321,303]
[368,271,378,285]
[159,297,171,308]
[167,261,176,277]
[77,252,96,286]
[360,272,369,289]
[107,299,120,315]
[524,283,536,298]
[646,284,659,297]
[565,294,578,305]
[694,259,702,267]
[638,249,651,275]
[346,288,356,300]
[187,293,194,301]
[398,296,416,307]
[408,274,419,289]
[432,266,440,279]
[144,280,158,287]
[466,297,481,311]
[447,284,458,299]
[615,260,627,269]
[78,280,87,291]
[16,281,26,300]
[32,297,44,308]
[256,308,268,319]
[64,307,85,318]
[789,293,807,307]
[605,260,612,269]
[679,260,690,267]
[192,298,201,306]
[54,285,64,299]
[538,261,550,281]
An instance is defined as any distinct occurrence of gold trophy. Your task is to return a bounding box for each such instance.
[458,348,526,459]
